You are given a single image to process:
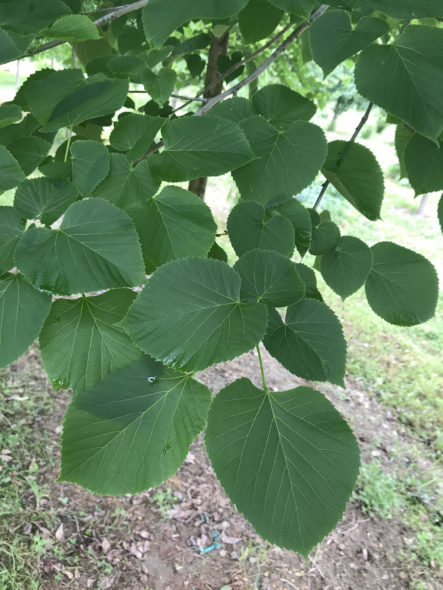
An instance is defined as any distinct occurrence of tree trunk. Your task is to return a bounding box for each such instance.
[188,31,230,199]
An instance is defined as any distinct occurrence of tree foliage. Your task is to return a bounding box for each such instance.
[0,0,441,557]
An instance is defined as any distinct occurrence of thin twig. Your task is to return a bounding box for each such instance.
[313,102,374,210]
[27,0,149,57]
[128,90,208,102]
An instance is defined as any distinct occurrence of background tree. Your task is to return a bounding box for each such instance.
[0,0,441,559]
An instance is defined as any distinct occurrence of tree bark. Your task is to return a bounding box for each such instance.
[188,31,230,199]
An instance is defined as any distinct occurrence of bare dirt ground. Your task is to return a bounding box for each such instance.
[2,345,441,590]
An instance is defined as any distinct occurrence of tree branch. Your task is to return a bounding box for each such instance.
[27,0,149,56]
[194,4,329,117]
[313,102,374,210]
[171,21,293,115]
[132,4,328,165]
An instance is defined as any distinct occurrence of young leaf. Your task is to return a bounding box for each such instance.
[40,290,141,391]
[16,199,146,295]
[252,84,316,129]
[46,15,100,42]
[71,140,110,196]
[124,258,268,372]
[355,26,443,143]
[0,145,24,191]
[310,10,388,77]
[0,206,24,273]
[14,178,78,225]
[227,201,295,257]
[239,0,283,43]
[60,356,211,494]
[0,274,51,369]
[0,103,21,128]
[365,242,438,326]
[321,236,372,299]
[142,0,249,46]
[268,198,312,255]
[264,301,347,386]
[110,114,165,161]
[404,135,443,195]
[149,116,254,182]
[234,249,305,307]
[142,68,176,106]
[295,263,323,301]
[322,141,384,220]
[232,116,327,204]
[205,378,360,556]
[310,220,340,255]
[127,186,217,272]
[208,242,228,262]
[92,154,160,209]
[7,136,51,175]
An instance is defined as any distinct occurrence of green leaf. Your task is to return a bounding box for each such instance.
[210,97,256,124]
[310,10,388,77]
[26,71,129,133]
[233,116,327,204]
[239,0,283,43]
[208,241,228,262]
[268,198,312,255]
[268,0,316,17]
[0,0,71,35]
[108,55,145,78]
[0,274,51,369]
[404,135,443,195]
[234,249,305,307]
[71,140,110,196]
[322,141,384,220]
[110,114,165,161]
[355,26,443,143]
[252,84,316,129]
[149,116,253,182]
[295,263,323,301]
[14,178,78,225]
[205,378,360,556]
[395,124,414,179]
[0,29,33,65]
[227,201,295,257]
[143,0,249,47]
[46,15,100,42]
[142,68,176,106]
[321,236,372,299]
[16,199,146,295]
[40,290,141,391]
[0,145,24,191]
[127,186,216,272]
[60,356,211,494]
[439,195,443,234]
[264,301,347,386]
[124,258,268,372]
[0,103,21,128]
[0,206,24,273]
[370,0,443,18]
[92,154,160,209]
[310,221,340,255]
[365,242,438,326]
[7,136,51,175]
